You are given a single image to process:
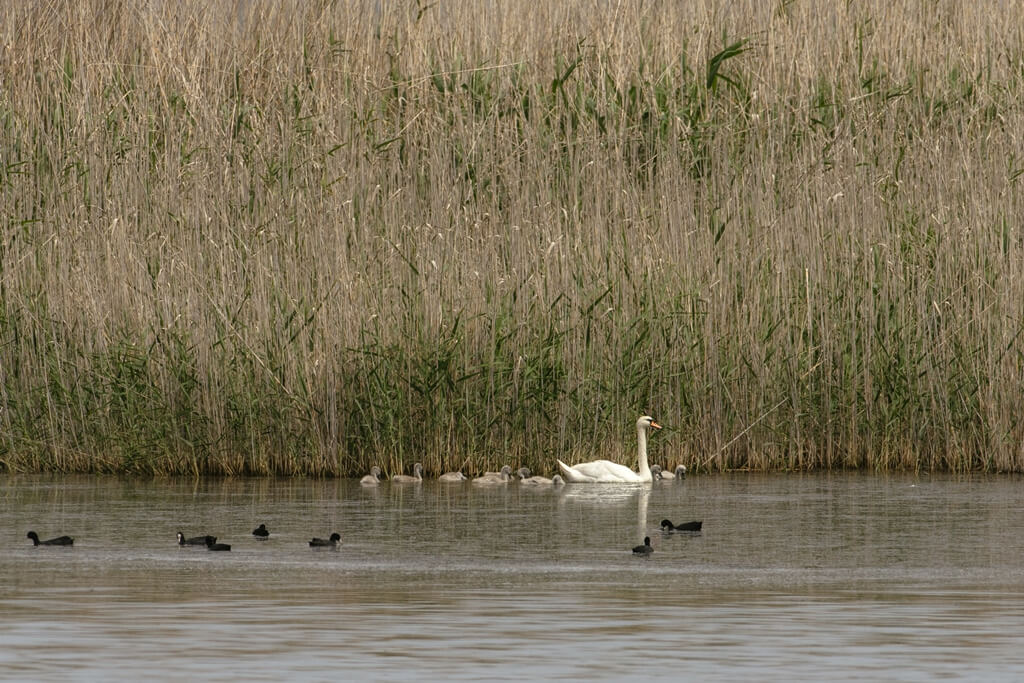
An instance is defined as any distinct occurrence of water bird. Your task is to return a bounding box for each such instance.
[438,471,467,482]
[392,462,424,483]
[309,533,341,548]
[360,466,383,486]
[516,467,532,480]
[558,416,661,483]
[661,519,702,532]
[651,464,687,480]
[252,524,270,538]
[26,531,74,546]
[177,532,217,546]
[206,538,231,551]
[472,465,512,485]
[521,473,565,486]
[632,537,654,555]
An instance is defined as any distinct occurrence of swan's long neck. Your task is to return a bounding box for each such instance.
[637,425,651,478]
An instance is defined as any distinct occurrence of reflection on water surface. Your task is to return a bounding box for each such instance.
[2,472,1024,681]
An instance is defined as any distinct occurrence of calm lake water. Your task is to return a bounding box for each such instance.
[2,472,1024,681]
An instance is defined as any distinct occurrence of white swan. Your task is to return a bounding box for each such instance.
[557,415,661,483]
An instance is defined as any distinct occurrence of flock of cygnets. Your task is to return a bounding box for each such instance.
[358,464,568,486]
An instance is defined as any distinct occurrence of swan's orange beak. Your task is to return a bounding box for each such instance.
[651,421,662,430]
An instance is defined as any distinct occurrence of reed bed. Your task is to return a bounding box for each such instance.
[0,1,1022,475]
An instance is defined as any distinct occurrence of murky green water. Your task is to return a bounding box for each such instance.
[2,472,1023,681]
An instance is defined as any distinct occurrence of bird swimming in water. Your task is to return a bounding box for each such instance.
[309,532,341,548]
[391,463,424,483]
[360,466,382,486]
[632,537,653,555]
[651,464,687,480]
[206,538,231,551]
[473,465,513,485]
[26,531,73,546]
[177,532,216,546]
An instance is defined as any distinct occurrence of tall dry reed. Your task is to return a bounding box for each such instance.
[0,1,1022,474]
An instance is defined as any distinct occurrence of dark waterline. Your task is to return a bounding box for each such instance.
[2,473,1024,681]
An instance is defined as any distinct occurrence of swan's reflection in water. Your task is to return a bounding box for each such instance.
[557,484,651,543]
[557,484,645,504]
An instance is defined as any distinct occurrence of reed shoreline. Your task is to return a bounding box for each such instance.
[1,1,1022,475]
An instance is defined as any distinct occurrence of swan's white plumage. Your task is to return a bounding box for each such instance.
[557,416,661,483]
[556,458,646,483]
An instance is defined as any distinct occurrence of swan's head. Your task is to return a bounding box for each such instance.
[637,415,662,431]
[370,466,382,478]
[517,467,532,479]
[552,475,564,485]
[674,465,687,477]
[650,464,663,476]
[500,465,512,475]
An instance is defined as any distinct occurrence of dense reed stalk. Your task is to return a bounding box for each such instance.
[0,1,1022,475]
